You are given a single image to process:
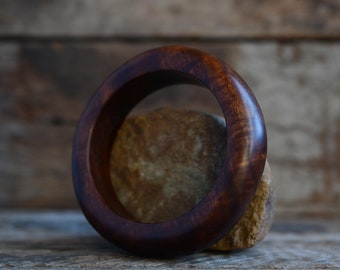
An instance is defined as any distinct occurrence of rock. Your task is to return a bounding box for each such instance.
[110,108,226,223]
[110,108,274,250]
[210,160,274,251]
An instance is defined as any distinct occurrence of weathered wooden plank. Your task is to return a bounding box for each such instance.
[0,42,233,209]
[0,211,339,269]
[0,123,78,208]
[0,41,339,216]
[1,0,340,39]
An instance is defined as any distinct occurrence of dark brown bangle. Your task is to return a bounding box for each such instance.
[72,46,267,258]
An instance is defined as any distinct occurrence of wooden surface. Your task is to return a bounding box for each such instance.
[1,1,339,265]
[1,41,339,217]
[0,211,339,269]
[0,1,340,218]
[1,0,340,39]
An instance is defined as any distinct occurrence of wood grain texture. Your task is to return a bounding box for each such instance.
[1,211,340,269]
[1,0,340,39]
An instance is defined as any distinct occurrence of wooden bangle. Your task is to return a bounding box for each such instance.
[72,46,267,258]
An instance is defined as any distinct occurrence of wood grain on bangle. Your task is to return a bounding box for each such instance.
[72,45,267,258]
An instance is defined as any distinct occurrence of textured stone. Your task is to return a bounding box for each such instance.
[110,108,274,250]
[210,161,274,250]
[110,108,226,223]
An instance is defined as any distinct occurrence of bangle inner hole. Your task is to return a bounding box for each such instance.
[89,71,227,223]
[110,84,226,223]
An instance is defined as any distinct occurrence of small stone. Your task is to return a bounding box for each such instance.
[210,160,274,251]
[110,108,274,250]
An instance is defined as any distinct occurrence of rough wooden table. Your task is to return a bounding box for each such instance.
[0,211,339,269]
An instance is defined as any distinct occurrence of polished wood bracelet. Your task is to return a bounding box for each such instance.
[72,45,267,258]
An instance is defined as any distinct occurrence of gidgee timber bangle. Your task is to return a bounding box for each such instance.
[72,46,267,258]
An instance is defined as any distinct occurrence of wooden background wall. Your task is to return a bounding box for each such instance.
[0,0,339,217]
